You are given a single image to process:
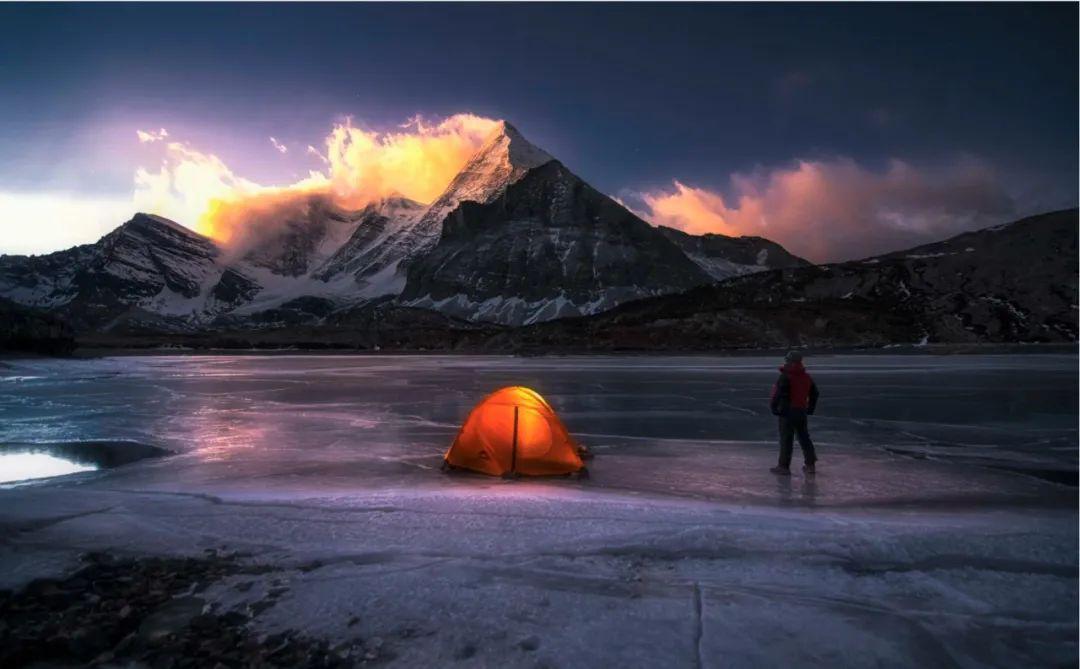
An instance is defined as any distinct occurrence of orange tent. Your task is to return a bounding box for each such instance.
[443,386,586,477]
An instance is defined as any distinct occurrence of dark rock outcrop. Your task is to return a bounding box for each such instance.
[401,161,712,325]
[0,297,76,355]
[0,552,368,669]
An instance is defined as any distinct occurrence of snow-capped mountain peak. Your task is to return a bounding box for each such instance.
[479,120,554,177]
[449,121,553,196]
[316,121,558,293]
[410,120,555,243]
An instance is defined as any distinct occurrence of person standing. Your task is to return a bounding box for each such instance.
[769,351,819,475]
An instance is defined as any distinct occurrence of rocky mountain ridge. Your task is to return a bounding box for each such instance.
[61,209,1079,353]
[509,208,1079,350]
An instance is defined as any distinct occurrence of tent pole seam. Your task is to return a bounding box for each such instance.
[511,405,519,475]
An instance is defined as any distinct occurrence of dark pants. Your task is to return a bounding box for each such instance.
[778,411,817,468]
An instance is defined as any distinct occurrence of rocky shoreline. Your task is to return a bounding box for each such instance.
[0,552,391,668]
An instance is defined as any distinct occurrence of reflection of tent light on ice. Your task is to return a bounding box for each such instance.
[443,386,587,477]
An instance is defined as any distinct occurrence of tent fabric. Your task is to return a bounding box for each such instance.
[444,386,585,476]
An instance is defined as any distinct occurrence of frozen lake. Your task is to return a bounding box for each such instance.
[1,353,1076,504]
[0,354,1076,666]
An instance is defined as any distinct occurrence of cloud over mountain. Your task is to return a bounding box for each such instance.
[132,114,500,248]
[633,157,1017,263]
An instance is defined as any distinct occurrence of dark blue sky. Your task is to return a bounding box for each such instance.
[0,3,1076,257]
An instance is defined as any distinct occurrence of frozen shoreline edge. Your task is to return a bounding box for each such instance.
[44,342,1080,359]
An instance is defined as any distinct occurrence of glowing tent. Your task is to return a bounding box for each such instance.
[443,386,586,477]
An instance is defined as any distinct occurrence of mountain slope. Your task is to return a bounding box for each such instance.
[0,214,222,331]
[241,196,363,278]
[206,196,436,327]
[400,160,713,325]
[657,226,810,280]
[511,209,1079,348]
[332,121,554,289]
[313,196,426,295]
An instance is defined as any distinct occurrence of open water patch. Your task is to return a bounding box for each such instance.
[0,441,171,485]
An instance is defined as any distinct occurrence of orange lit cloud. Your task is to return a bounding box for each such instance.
[199,188,331,252]
[636,158,1016,262]
[321,113,497,208]
[132,113,499,246]
[132,141,311,244]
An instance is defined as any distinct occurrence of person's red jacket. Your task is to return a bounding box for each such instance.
[769,362,819,416]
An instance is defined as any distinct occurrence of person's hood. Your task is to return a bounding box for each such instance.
[780,362,807,375]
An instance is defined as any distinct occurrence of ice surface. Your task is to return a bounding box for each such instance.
[0,354,1075,666]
